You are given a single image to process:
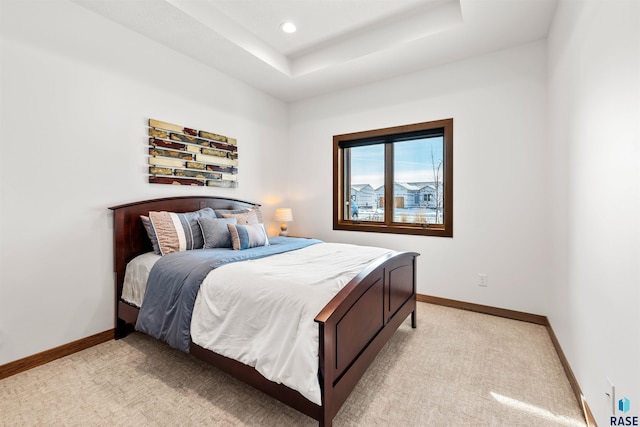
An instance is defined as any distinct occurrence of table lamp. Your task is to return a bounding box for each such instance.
[274,208,293,236]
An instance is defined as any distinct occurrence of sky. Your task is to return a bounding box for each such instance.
[351,136,443,188]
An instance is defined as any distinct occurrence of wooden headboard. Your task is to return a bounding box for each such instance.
[109,196,260,301]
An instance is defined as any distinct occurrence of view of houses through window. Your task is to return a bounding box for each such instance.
[348,136,444,225]
[334,118,452,237]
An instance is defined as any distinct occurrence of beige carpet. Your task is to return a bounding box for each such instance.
[0,303,586,426]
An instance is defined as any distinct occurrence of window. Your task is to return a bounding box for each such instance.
[333,118,453,237]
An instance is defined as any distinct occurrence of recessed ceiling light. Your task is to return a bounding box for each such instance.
[280,22,296,34]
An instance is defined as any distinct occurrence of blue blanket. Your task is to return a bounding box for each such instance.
[135,236,322,352]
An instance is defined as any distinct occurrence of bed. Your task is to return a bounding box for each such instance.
[109,196,419,426]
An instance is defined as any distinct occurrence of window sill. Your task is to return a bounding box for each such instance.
[334,221,452,237]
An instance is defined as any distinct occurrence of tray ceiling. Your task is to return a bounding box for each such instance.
[72,0,557,102]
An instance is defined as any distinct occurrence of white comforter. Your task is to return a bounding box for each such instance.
[190,242,392,405]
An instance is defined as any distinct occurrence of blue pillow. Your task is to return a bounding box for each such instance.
[227,223,269,250]
[198,217,237,249]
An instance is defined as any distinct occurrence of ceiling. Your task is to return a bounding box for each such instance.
[72,0,558,102]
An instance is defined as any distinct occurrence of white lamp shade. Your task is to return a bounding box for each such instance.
[274,208,293,222]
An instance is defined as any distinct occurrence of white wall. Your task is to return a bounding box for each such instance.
[0,0,288,364]
[547,1,640,424]
[288,41,551,316]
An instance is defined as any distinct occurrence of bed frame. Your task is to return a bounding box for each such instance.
[109,196,418,427]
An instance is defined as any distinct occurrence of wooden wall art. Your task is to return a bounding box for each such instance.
[147,119,238,187]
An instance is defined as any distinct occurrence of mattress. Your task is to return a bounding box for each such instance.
[122,251,161,307]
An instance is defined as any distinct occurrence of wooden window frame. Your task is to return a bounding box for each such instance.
[333,118,453,237]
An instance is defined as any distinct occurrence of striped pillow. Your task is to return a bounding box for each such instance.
[227,223,269,250]
[148,208,215,255]
[140,215,161,255]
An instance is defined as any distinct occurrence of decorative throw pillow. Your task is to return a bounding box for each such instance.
[147,207,216,255]
[214,208,250,218]
[221,209,260,225]
[140,215,161,255]
[227,223,270,250]
[198,217,237,249]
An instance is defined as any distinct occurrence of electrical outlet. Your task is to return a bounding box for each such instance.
[478,273,488,287]
[606,377,616,414]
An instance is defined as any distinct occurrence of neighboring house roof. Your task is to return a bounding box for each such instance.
[374,182,439,192]
[408,182,438,190]
[395,182,422,191]
[351,184,374,192]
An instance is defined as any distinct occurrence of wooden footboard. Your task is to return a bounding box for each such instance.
[110,196,418,427]
[315,250,418,426]
[189,250,418,427]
